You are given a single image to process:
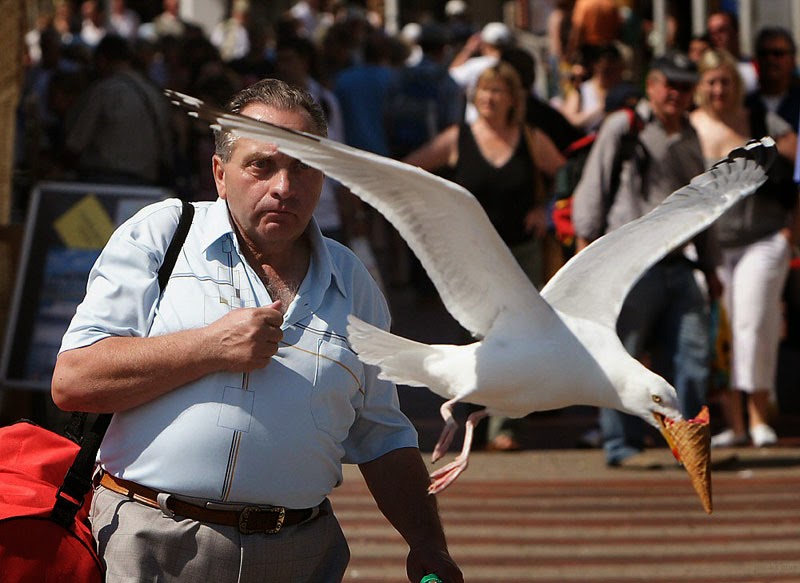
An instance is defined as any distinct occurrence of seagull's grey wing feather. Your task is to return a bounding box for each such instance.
[542,138,775,327]
[166,90,547,337]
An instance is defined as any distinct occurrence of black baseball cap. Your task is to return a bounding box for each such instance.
[650,52,698,84]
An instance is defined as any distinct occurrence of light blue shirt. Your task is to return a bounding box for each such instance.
[60,198,417,508]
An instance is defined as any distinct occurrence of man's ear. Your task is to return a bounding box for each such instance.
[212,154,227,200]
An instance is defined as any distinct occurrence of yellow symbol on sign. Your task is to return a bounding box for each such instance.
[54,194,115,249]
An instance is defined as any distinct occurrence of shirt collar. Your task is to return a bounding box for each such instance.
[199,198,236,253]
[639,99,692,132]
[199,198,348,298]
[305,215,348,299]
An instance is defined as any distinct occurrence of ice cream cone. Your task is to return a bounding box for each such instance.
[664,407,712,514]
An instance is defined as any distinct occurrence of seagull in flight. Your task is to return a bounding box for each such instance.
[166,89,773,502]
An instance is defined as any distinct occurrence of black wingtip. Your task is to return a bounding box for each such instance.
[162,87,326,144]
[714,136,777,172]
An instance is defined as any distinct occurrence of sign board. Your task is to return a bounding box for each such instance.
[1,182,172,390]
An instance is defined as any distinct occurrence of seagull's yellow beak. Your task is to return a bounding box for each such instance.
[654,407,713,514]
[654,412,680,461]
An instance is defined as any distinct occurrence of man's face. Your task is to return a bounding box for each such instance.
[688,39,710,63]
[757,37,795,86]
[213,103,324,252]
[707,14,734,52]
[647,72,695,120]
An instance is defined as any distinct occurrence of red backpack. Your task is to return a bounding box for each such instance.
[0,420,104,582]
[0,200,194,581]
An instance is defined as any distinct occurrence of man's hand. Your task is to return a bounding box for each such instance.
[207,301,284,372]
[359,448,463,583]
[524,206,548,239]
[52,302,285,413]
[407,547,463,583]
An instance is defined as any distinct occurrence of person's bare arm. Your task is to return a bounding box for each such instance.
[448,32,482,70]
[575,236,591,252]
[530,127,567,177]
[403,125,459,172]
[776,130,797,162]
[559,88,604,132]
[360,448,463,583]
[52,302,283,413]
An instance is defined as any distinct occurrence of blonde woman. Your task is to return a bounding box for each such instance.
[404,62,565,450]
[690,49,798,447]
[405,62,564,286]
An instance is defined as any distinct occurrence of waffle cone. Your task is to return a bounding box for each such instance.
[666,415,712,514]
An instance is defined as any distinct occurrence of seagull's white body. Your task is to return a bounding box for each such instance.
[356,307,628,416]
[167,89,774,491]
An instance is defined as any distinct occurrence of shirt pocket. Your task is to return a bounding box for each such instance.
[310,336,365,441]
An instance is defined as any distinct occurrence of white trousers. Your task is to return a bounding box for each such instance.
[719,231,790,393]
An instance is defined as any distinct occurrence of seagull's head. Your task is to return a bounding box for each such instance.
[619,367,684,444]
[620,365,712,462]
[617,366,714,512]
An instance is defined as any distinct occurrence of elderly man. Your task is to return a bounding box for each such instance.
[52,79,462,583]
[572,53,720,468]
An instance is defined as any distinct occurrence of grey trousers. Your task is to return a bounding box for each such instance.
[90,486,350,583]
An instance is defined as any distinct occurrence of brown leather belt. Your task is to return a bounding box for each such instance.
[99,472,325,534]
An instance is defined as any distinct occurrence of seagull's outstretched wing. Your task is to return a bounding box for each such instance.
[166,90,548,337]
[542,138,775,327]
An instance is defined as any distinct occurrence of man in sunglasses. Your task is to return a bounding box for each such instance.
[745,27,800,132]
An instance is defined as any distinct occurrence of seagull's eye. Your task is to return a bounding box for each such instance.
[652,395,663,404]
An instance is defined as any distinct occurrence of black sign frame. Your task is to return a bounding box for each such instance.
[1,182,172,390]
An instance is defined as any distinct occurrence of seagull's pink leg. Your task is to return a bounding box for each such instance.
[428,408,489,494]
[431,398,460,464]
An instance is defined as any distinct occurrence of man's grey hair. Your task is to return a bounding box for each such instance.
[214,78,328,162]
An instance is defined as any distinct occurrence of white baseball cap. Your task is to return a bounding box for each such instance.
[480,22,514,47]
[445,0,467,17]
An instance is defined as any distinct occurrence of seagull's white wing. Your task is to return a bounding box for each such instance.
[166,90,547,337]
[542,138,775,327]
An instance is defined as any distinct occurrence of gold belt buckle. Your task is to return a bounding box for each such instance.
[238,505,286,534]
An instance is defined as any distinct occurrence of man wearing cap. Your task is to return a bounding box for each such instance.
[449,21,515,122]
[572,52,720,468]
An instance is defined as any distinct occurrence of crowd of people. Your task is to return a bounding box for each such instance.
[18,0,800,464]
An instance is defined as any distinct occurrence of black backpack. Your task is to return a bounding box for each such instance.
[550,107,645,248]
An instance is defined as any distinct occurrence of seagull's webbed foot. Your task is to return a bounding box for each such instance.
[428,409,488,494]
[431,398,460,464]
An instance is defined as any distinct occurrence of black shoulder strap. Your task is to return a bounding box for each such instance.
[158,199,194,290]
[52,200,194,529]
[608,108,645,202]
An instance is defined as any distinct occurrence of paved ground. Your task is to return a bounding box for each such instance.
[329,281,800,582]
[332,446,800,582]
